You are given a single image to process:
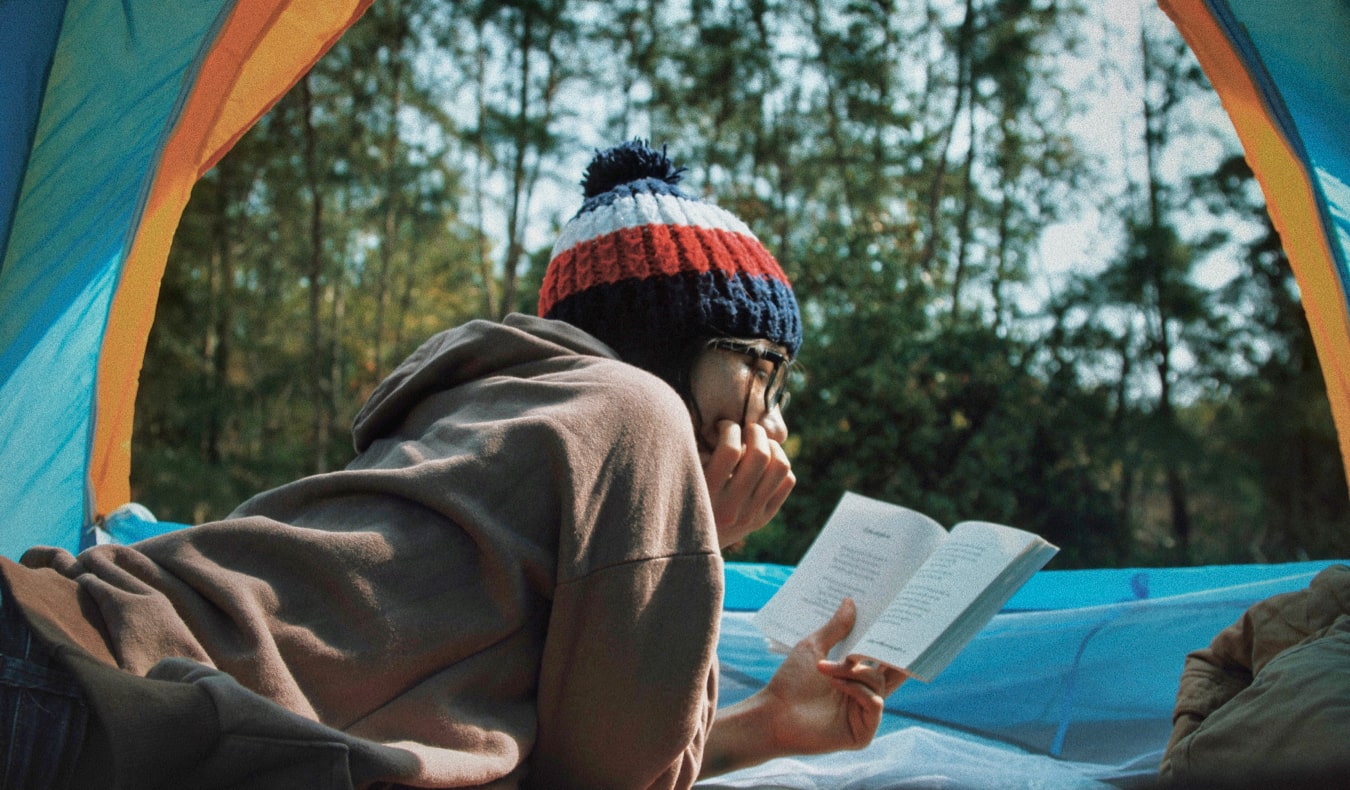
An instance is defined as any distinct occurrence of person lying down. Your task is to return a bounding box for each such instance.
[0,140,906,790]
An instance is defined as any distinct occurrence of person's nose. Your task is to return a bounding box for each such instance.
[757,404,788,444]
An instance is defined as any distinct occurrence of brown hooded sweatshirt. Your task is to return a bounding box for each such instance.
[2,314,722,789]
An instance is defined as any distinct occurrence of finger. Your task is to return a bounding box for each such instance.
[724,423,770,508]
[819,657,907,699]
[882,667,908,696]
[829,678,885,745]
[806,597,858,653]
[829,677,885,710]
[749,471,794,531]
[819,656,879,678]
[746,440,794,522]
[739,425,792,528]
[703,421,743,487]
[818,659,890,697]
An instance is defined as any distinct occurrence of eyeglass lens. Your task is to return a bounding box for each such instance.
[762,363,788,411]
[710,340,790,413]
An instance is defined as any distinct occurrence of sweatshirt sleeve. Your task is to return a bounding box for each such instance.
[529,555,721,789]
[524,363,724,789]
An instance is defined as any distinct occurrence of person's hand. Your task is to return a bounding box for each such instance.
[758,597,907,755]
[700,420,795,548]
[699,598,907,778]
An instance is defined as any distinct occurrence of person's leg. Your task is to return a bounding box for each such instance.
[0,581,88,790]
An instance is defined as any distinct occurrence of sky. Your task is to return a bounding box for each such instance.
[1029,1,1249,307]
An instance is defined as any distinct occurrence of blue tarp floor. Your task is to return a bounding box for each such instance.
[705,559,1345,788]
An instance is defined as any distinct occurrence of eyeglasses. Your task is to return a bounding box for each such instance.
[706,339,793,415]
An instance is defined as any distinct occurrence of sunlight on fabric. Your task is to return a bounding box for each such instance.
[0,260,119,558]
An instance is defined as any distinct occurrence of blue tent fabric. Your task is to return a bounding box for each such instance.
[0,0,242,559]
[0,0,65,259]
[706,560,1346,788]
[1214,0,1350,273]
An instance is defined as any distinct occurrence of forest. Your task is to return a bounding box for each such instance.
[131,0,1350,569]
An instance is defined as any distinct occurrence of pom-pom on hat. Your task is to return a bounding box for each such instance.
[539,140,802,384]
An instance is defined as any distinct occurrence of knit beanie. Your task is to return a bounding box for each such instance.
[538,140,802,387]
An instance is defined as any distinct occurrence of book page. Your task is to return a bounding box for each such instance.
[753,492,948,659]
[851,521,1043,674]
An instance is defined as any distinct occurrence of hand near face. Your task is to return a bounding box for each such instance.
[700,419,795,548]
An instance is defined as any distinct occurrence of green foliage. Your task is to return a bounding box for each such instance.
[740,310,1128,569]
[133,0,1347,566]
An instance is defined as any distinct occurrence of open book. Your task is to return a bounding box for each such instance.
[753,492,1059,682]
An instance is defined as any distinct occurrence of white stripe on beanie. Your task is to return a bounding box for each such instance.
[550,190,758,258]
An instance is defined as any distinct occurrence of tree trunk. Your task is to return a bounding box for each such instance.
[918,0,973,276]
[300,75,332,473]
[499,9,533,320]
[374,0,406,380]
[1140,24,1191,555]
[472,24,497,318]
[949,90,977,325]
[203,160,237,466]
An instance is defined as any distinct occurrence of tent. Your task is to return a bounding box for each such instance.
[0,0,372,560]
[1,0,1346,786]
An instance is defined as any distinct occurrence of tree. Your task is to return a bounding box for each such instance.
[449,0,579,319]
[1058,16,1228,560]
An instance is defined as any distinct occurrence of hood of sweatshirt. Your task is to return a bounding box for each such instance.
[351,314,618,453]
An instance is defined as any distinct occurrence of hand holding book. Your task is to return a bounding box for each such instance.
[702,597,907,777]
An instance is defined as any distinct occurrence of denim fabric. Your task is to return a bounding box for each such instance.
[0,582,87,790]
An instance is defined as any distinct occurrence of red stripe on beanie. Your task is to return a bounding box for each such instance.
[539,224,787,316]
